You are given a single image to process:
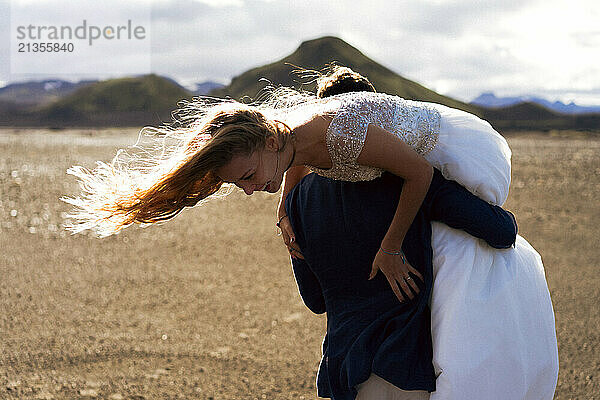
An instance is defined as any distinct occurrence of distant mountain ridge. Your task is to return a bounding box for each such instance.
[0,36,598,130]
[0,74,193,127]
[211,36,480,115]
[194,81,225,95]
[0,79,98,106]
[472,92,600,115]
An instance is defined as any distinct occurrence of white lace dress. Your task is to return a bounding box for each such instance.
[309,92,558,399]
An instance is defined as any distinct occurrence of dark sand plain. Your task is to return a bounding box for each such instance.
[1,128,598,399]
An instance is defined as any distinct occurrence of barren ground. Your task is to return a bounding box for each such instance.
[0,128,598,399]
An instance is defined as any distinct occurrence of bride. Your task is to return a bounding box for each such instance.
[64,65,510,300]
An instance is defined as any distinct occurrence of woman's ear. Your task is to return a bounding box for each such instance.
[265,135,279,152]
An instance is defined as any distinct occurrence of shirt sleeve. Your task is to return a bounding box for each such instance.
[291,257,326,314]
[423,169,518,249]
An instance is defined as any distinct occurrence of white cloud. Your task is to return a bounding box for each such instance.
[1,0,599,105]
[192,0,244,7]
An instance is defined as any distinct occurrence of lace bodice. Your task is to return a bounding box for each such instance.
[309,92,441,182]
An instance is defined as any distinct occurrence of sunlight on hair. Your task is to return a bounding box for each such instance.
[61,85,322,237]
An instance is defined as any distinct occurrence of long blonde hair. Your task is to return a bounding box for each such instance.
[62,97,302,237]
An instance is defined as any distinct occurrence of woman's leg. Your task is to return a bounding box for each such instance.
[356,374,431,400]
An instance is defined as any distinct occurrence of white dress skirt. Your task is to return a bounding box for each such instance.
[425,103,558,399]
[429,226,559,400]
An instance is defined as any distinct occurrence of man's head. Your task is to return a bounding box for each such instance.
[316,66,376,98]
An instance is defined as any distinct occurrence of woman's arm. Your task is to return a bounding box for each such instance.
[277,165,310,221]
[357,124,434,245]
[357,124,433,302]
[277,165,310,259]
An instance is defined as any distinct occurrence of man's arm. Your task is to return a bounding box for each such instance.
[284,176,327,314]
[291,257,326,314]
[423,169,517,249]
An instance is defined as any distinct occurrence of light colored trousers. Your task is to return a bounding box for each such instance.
[356,374,431,400]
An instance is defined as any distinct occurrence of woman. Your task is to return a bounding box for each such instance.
[63,66,510,300]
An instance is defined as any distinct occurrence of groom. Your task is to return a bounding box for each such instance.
[284,169,517,400]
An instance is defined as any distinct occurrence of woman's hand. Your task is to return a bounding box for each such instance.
[278,215,304,260]
[370,249,423,302]
[277,166,311,260]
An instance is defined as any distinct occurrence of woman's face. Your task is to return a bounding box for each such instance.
[216,143,282,195]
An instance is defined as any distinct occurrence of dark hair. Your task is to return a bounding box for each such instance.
[316,66,376,98]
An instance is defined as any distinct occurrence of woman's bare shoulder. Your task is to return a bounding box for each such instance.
[292,113,334,168]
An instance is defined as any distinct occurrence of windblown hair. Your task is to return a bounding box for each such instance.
[62,66,372,237]
[62,98,299,237]
[316,65,376,98]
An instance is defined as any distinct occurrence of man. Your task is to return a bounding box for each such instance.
[284,170,520,400]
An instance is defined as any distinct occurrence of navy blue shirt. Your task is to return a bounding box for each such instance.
[285,169,517,400]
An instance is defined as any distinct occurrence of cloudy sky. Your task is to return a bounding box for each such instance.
[1,0,599,105]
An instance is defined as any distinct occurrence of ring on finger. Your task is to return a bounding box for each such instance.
[405,276,412,281]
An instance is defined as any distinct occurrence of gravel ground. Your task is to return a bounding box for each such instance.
[1,128,598,399]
